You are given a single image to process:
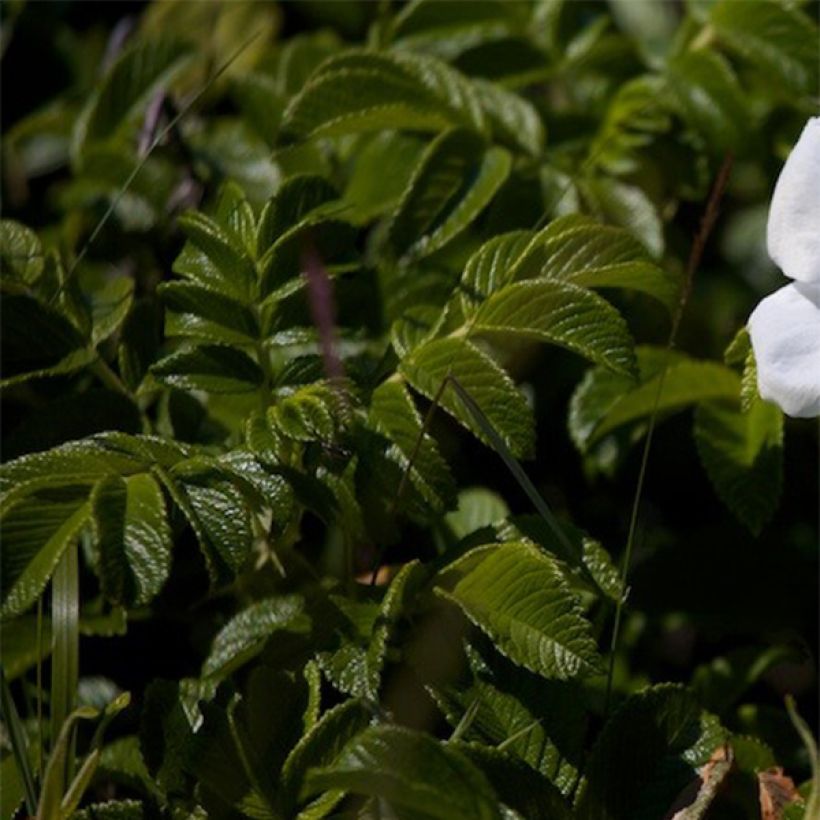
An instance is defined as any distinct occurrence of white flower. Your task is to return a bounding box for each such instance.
[748,117,820,418]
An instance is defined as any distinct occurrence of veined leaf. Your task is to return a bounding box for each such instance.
[454,743,573,820]
[175,211,257,300]
[1,485,91,618]
[694,398,783,535]
[665,50,747,156]
[471,279,637,376]
[91,473,172,607]
[575,684,726,820]
[158,459,255,585]
[268,383,348,443]
[0,294,89,387]
[400,336,534,459]
[160,281,259,346]
[305,724,501,820]
[369,380,456,511]
[280,49,487,142]
[90,276,134,345]
[388,128,511,261]
[472,78,545,156]
[280,698,373,814]
[151,344,264,393]
[437,639,586,794]
[710,0,819,99]
[202,594,310,680]
[75,35,193,154]
[256,174,338,253]
[0,220,43,285]
[460,230,535,313]
[436,542,604,680]
[577,351,740,446]
[214,180,257,254]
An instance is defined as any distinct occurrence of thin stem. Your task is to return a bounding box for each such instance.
[604,154,733,714]
[49,29,263,307]
[0,668,38,815]
[36,595,44,782]
[50,542,80,786]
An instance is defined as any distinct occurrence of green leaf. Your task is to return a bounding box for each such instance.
[151,345,264,394]
[74,800,144,820]
[665,50,747,155]
[576,350,740,447]
[436,542,604,680]
[90,276,135,345]
[710,0,819,99]
[437,639,586,794]
[472,78,545,156]
[175,211,257,301]
[256,174,338,252]
[160,281,259,346]
[0,219,43,285]
[280,50,487,142]
[400,336,535,459]
[444,487,509,541]
[453,743,573,820]
[369,380,456,511]
[388,128,510,261]
[157,459,255,585]
[75,35,192,154]
[280,698,373,814]
[579,177,664,259]
[575,684,726,820]
[471,280,637,376]
[268,383,348,443]
[305,724,502,820]
[91,474,172,607]
[1,486,90,618]
[201,595,310,680]
[693,398,783,535]
[460,230,535,313]
[0,294,90,388]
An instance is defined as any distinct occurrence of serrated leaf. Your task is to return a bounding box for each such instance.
[1,485,91,618]
[710,0,819,99]
[256,174,338,253]
[175,211,257,300]
[579,177,664,259]
[268,383,346,443]
[91,473,172,607]
[436,542,604,680]
[369,380,456,511]
[694,398,783,535]
[472,78,545,156]
[158,459,255,585]
[0,220,43,285]
[388,128,511,261]
[305,724,501,820]
[575,685,726,820]
[453,743,573,820]
[280,50,488,142]
[579,351,740,446]
[665,50,747,155]
[160,281,260,346]
[280,698,373,814]
[75,35,192,154]
[0,294,90,387]
[151,344,264,394]
[471,279,637,376]
[460,230,535,313]
[438,638,586,794]
[91,276,134,345]
[202,595,310,680]
[400,336,534,459]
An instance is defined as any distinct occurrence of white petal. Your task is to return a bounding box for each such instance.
[748,282,820,418]
[767,117,820,282]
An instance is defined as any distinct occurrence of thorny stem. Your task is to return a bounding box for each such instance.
[604,154,734,715]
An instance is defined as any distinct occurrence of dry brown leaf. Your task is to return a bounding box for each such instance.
[758,767,803,820]
[665,744,734,820]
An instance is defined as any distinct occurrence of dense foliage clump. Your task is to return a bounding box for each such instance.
[1,1,818,818]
